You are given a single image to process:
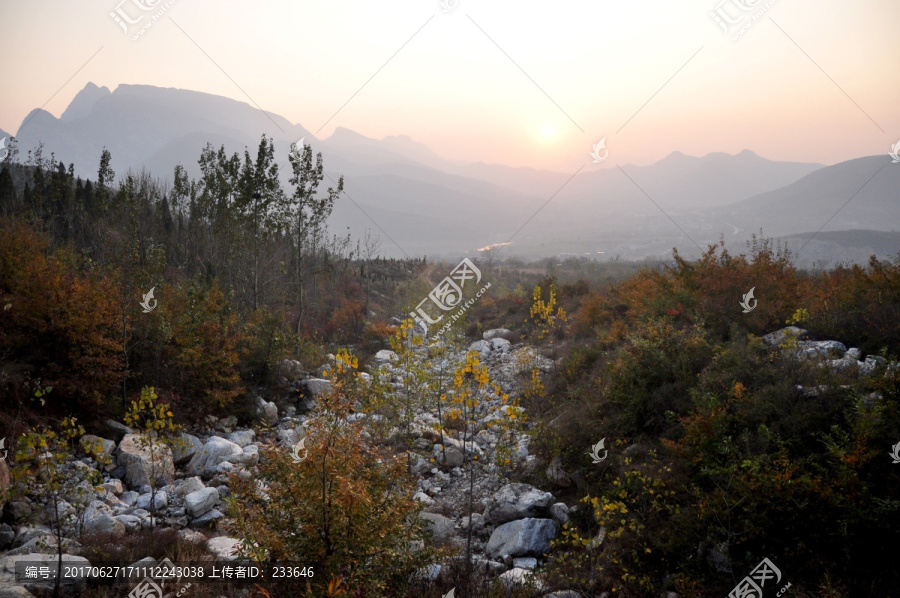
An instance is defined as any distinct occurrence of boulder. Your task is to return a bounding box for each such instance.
[172,434,203,465]
[277,428,299,447]
[550,502,570,525]
[486,518,558,558]
[484,483,555,524]
[78,435,116,464]
[232,445,259,467]
[498,566,542,590]
[189,508,224,529]
[373,350,399,364]
[103,419,133,441]
[117,434,175,489]
[185,487,219,518]
[217,415,238,431]
[100,480,123,495]
[185,437,242,477]
[226,430,256,448]
[761,326,808,346]
[546,456,572,488]
[4,535,79,557]
[797,340,847,359]
[207,536,242,561]
[489,338,511,353]
[410,454,431,475]
[263,402,278,424]
[419,512,456,546]
[413,492,434,505]
[861,355,887,376]
[433,445,464,468]
[0,524,14,551]
[115,515,142,533]
[304,379,332,397]
[443,435,484,457]
[483,328,513,341]
[177,529,207,545]
[468,340,492,356]
[136,491,168,512]
[84,513,125,536]
[461,513,486,537]
[513,557,537,569]
[119,491,139,506]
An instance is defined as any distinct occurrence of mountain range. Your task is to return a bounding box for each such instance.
[5,83,898,263]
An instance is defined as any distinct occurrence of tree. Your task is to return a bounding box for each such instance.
[11,417,104,598]
[123,386,181,527]
[284,140,343,350]
[227,350,429,596]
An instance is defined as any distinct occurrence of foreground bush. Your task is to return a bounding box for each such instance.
[227,353,429,597]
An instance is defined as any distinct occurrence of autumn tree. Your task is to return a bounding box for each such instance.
[11,417,104,598]
[123,386,181,526]
[284,140,343,348]
[227,349,429,596]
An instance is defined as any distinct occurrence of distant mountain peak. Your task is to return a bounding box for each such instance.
[61,82,111,122]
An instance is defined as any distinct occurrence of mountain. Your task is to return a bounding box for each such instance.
[14,84,307,181]
[13,82,897,261]
[716,156,899,236]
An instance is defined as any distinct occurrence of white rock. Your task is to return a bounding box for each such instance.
[207,536,242,560]
[486,518,558,558]
[485,483,555,524]
[468,340,492,356]
[117,434,175,489]
[173,476,206,497]
[483,328,513,341]
[172,433,203,465]
[304,378,332,397]
[513,556,537,569]
[373,350,399,364]
[185,436,243,477]
[226,430,255,447]
[489,337,511,352]
[185,487,219,518]
[263,402,278,424]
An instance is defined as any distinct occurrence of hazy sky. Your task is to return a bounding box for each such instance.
[0,0,897,171]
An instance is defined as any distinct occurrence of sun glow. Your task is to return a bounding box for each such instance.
[542,125,555,139]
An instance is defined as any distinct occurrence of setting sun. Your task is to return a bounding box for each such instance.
[542,125,555,139]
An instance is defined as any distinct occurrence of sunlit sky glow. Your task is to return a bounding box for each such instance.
[0,0,897,171]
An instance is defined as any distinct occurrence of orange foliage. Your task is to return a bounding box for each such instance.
[0,218,122,411]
